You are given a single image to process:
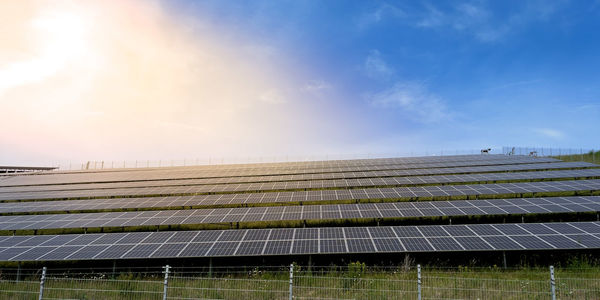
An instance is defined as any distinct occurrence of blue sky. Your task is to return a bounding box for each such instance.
[168,0,600,150]
[1,0,599,166]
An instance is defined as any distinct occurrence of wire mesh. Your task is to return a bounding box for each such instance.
[167,276,288,299]
[0,266,598,299]
[42,277,163,300]
[555,276,600,299]
[294,274,417,299]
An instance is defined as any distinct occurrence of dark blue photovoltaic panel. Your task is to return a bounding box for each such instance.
[178,243,212,257]
[207,241,238,256]
[347,239,375,252]
[0,221,599,261]
[292,240,318,254]
[537,235,584,249]
[428,237,463,251]
[235,241,265,255]
[263,241,291,255]
[481,236,522,250]
[401,238,434,251]
[510,236,552,249]
[454,237,493,250]
[393,227,423,238]
[123,244,161,258]
[320,239,346,253]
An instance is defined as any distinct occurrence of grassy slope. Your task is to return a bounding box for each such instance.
[1,263,599,299]
[553,150,600,164]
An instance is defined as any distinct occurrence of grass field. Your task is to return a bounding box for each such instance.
[1,262,599,300]
[553,150,600,164]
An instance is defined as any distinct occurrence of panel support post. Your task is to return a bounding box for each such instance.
[163,265,170,300]
[208,258,213,278]
[38,267,47,300]
[417,264,422,300]
[502,251,507,269]
[289,263,294,300]
[550,265,556,300]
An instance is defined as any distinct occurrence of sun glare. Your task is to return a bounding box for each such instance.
[33,8,91,59]
[0,7,92,94]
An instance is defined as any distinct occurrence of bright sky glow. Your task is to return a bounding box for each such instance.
[1,0,599,166]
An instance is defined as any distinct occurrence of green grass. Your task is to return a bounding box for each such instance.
[1,264,599,300]
[553,150,600,164]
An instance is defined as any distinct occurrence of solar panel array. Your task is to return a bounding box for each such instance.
[1,167,599,201]
[1,154,599,262]
[0,155,559,187]
[1,196,599,232]
[0,222,599,261]
[2,179,599,214]
[0,161,592,193]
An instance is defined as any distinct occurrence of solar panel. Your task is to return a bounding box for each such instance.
[3,179,600,215]
[0,222,599,261]
[292,240,318,254]
[0,155,561,188]
[6,164,597,201]
[4,196,599,232]
[263,240,291,255]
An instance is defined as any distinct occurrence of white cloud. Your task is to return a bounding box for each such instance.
[417,2,504,42]
[365,50,394,80]
[533,128,565,139]
[415,1,562,43]
[303,80,331,92]
[259,89,286,104]
[366,82,450,123]
[357,3,405,29]
[417,4,445,28]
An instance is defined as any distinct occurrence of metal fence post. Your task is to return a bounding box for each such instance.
[163,265,170,300]
[417,264,422,300]
[38,267,46,300]
[289,264,294,300]
[550,265,556,300]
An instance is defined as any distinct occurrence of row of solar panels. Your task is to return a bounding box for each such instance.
[2,168,598,201]
[0,156,557,187]
[0,222,599,261]
[0,155,598,263]
[0,196,598,232]
[1,179,599,214]
[0,161,594,194]
[48,154,529,176]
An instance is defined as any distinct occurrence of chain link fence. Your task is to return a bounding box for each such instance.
[502,146,597,162]
[43,148,502,170]
[1,265,599,299]
[20,146,600,171]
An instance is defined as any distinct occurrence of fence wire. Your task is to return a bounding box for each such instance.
[43,277,163,300]
[0,266,599,300]
[167,276,288,300]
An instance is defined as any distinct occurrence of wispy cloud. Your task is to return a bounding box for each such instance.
[302,80,331,92]
[365,50,394,80]
[259,89,287,104]
[485,79,543,92]
[417,3,445,28]
[416,1,564,43]
[366,81,451,123]
[357,3,405,29]
[533,128,565,139]
[417,2,505,42]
